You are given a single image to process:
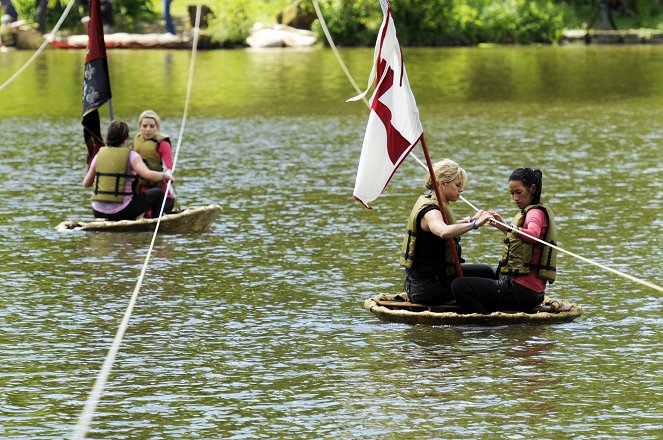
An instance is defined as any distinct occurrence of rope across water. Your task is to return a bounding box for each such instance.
[312,1,663,294]
[0,0,77,93]
[70,6,204,439]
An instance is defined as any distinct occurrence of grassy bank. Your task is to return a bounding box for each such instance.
[152,0,292,28]
[8,0,663,46]
[193,0,663,47]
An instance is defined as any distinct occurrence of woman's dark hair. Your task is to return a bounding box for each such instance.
[509,168,543,205]
[106,120,129,147]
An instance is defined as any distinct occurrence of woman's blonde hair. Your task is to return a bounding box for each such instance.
[138,109,161,129]
[424,159,468,190]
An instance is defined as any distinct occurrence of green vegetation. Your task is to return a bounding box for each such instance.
[315,0,663,46]
[12,0,157,33]
[560,0,663,29]
[313,0,568,46]
[202,0,299,46]
[6,0,663,46]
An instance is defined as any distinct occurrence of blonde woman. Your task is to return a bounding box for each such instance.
[400,159,494,305]
[133,110,176,215]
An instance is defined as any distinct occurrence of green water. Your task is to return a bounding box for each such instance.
[0,46,661,439]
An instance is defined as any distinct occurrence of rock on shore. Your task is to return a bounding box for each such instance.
[246,23,316,48]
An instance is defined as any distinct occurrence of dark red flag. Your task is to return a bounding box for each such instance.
[82,0,112,165]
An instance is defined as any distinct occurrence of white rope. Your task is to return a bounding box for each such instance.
[313,1,663,294]
[0,0,76,93]
[457,195,663,293]
[420,147,663,293]
[70,6,203,439]
[168,4,201,177]
[311,0,368,106]
[417,151,662,293]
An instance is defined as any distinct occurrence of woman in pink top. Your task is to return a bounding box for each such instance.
[83,120,175,221]
[133,110,176,215]
[451,168,558,314]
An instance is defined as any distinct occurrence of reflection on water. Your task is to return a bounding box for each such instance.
[0,46,662,439]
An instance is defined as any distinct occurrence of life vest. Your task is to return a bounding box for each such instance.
[92,146,134,203]
[133,133,169,188]
[499,204,558,283]
[400,194,462,278]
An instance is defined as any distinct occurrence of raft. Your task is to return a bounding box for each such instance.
[364,293,582,326]
[56,204,221,233]
[47,33,192,50]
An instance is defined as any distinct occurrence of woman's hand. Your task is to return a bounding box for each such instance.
[473,211,494,228]
[162,170,175,183]
[470,210,485,222]
[488,210,511,233]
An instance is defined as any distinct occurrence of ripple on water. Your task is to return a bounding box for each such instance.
[1,48,663,439]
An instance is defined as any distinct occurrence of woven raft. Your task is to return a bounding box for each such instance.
[56,204,221,233]
[364,293,582,326]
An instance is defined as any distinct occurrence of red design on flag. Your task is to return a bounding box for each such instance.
[351,1,423,209]
[373,60,411,165]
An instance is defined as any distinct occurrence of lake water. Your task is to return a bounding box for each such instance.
[0,45,661,439]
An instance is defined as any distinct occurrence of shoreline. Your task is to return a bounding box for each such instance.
[9,28,663,51]
[561,29,663,45]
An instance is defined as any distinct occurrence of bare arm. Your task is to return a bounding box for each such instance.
[131,156,175,183]
[84,155,175,188]
[83,163,96,188]
[421,208,492,239]
[458,210,489,224]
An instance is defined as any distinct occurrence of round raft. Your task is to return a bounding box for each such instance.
[364,293,582,326]
[56,204,221,233]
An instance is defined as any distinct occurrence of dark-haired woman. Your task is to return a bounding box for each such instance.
[451,168,558,314]
[83,120,175,221]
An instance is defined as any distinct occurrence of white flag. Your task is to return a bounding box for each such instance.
[351,0,423,209]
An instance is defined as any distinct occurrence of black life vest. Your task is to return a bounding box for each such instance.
[400,194,462,278]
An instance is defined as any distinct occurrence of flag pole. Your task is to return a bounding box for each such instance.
[419,134,464,277]
[108,98,114,121]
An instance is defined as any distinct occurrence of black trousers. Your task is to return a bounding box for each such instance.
[93,188,165,221]
[405,263,495,305]
[451,275,544,314]
[146,196,175,218]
